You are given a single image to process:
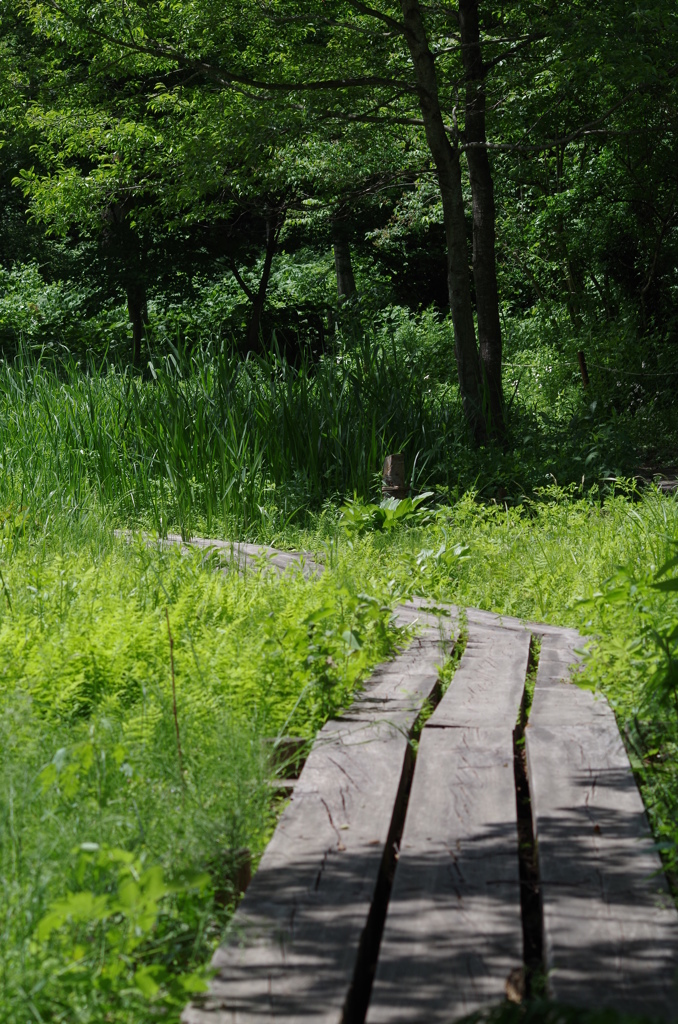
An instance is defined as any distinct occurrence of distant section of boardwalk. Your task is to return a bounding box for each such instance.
[140,537,678,1023]
[114,531,321,577]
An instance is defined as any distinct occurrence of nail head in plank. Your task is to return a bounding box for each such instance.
[367,727,523,1023]
[526,722,678,1019]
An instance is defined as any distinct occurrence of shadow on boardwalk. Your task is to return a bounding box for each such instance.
[184,771,678,1023]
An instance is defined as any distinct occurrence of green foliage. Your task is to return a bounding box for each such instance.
[1,4,678,1017]
[35,843,210,1012]
[578,550,678,711]
[0,520,402,1022]
[339,492,434,535]
[1,310,676,547]
[2,439,678,1021]
[0,335,456,538]
[0,262,126,355]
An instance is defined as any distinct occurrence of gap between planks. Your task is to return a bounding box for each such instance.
[131,535,678,1022]
[365,626,530,1023]
[182,602,456,1024]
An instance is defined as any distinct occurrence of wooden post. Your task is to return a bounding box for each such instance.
[577,350,590,389]
[382,453,408,500]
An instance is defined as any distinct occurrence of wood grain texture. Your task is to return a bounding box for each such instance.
[465,605,580,638]
[528,632,613,726]
[427,624,530,728]
[533,632,584,685]
[405,597,582,638]
[366,726,523,1023]
[342,617,455,723]
[391,601,457,634]
[182,635,449,1024]
[526,722,678,1019]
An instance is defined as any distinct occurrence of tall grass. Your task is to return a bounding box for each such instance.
[4,323,675,544]
[0,338,460,539]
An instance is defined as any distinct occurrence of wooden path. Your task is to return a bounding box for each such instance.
[150,538,678,1022]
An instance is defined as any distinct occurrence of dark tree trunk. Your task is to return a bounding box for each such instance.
[400,0,486,443]
[458,0,504,436]
[247,211,285,352]
[126,280,148,368]
[331,218,357,301]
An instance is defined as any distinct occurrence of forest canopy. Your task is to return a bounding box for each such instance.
[1,0,677,453]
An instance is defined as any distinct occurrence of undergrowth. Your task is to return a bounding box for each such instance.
[0,324,676,544]
[0,517,401,1021]
[0,323,677,1020]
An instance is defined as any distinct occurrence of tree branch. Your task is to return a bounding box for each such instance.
[344,1,405,33]
[482,32,548,73]
[42,1,416,93]
[462,89,640,153]
[229,259,255,302]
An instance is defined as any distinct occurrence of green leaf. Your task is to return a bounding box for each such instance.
[342,629,362,651]
[134,964,165,998]
[178,972,210,994]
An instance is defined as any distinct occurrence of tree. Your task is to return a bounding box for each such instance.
[16,0,678,410]
[19,0,507,437]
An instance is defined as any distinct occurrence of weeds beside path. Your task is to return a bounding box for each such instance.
[0,522,401,1021]
[1,488,678,1022]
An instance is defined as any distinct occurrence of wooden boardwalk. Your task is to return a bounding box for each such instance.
[152,538,678,1022]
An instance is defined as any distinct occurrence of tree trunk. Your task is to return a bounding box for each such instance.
[247,212,284,352]
[458,0,504,437]
[331,218,357,301]
[400,0,486,443]
[126,280,148,368]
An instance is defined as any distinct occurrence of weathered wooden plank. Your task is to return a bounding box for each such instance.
[529,632,613,728]
[366,726,523,1023]
[427,624,530,728]
[534,632,583,681]
[343,618,455,721]
[529,690,613,726]
[183,716,413,1024]
[182,637,449,1024]
[356,638,446,704]
[465,605,581,639]
[403,598,585,639]
[526,722,678,1019]
[394,598,458,632]
[404,599,582,639]
[163,533,321,577]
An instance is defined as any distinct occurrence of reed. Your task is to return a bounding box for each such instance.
[0,339,455,538]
